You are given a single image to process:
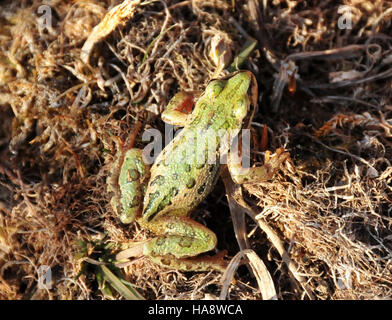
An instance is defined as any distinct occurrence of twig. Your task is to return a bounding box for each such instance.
[303,132,377,171]
[221,167,315,300]
[286,44,368,61]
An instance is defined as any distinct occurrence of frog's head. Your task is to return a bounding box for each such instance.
[222,71,254,124]
[205,71,252,100]
[194,71,257,131]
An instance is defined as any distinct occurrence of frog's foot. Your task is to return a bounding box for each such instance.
[228,147,290,184]
[148,250,228,272]
[116,240,148,261]
[115,241,228,272]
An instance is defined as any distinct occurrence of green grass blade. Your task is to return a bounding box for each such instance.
[99,265,145,300]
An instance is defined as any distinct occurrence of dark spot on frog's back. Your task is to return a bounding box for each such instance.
[155,156,169,168]
[196,161,205,169]
[156,237,166,246]
[129,196,140,208]
[170,187,179,197]
[150,175,165,186]
[197,183,206,195]
[186,178,196,189]
[179,237,193,248]
[144,191,160,221]
[206,110,216,129]
[157,200,171,213]
[127,169,139,182]
[199,102,207,110]
[145,187,178,222]
[145,206,159,222]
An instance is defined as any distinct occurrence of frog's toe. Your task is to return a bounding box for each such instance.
[229,147,290,184]
[265,147,290,168]
[116,241,146,261]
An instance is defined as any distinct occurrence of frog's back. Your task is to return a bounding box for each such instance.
[141,72,253,222]
[141,129,221,222]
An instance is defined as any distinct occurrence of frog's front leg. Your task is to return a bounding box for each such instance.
[228,147,289,184]
[161,92,196,126]
[137,216,227,272]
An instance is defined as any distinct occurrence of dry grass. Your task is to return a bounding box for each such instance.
[0,0,391,300]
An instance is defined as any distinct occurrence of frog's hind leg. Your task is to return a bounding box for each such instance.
[139,216,228,272]
[109,148,150,224]
[149,250,228,272]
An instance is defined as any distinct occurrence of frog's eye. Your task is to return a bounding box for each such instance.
[205,80,225,98]
[233,97,249,121]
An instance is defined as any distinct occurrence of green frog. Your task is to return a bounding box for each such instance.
[107,71,289,272]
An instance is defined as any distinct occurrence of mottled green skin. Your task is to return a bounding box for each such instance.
[112,72,254,271]
[118,149,149,223]
[107,149,150,224]
[142,73,251,224]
